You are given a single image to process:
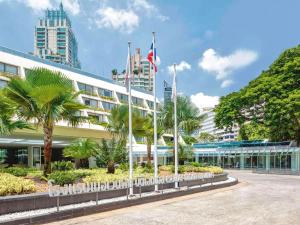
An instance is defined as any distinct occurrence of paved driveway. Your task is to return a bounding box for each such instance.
[47,170,300,225]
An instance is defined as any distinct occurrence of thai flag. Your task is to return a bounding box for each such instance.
[147,43,157,72]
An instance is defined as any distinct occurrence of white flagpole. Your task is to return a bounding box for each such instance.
[173,64,178,188]
[152,32,158,192]
[128,42,134,195]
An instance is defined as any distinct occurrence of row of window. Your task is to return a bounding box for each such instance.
[0,62,18,75]
[83,97,116,111]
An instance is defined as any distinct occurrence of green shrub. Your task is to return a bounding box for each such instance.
[142,164,154,173]
[2,167,28,177]
[119,163,129,171]
[48,171,78,186]
[0,173,36,196]
[159,165,173,172]
[171,165,185,174]
[190,162,203,167]
[52,161,74,171]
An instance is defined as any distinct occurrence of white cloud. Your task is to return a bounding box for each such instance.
[190,92,219,110]
[61,0,80,15]
[221,79,234,88]
[199,48,258,80]
[167,61,191,74]
[22,0,52,12]
[95,7,139,33]
[131,0,155,11]
[131,0,169,21]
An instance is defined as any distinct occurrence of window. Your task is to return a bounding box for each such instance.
[83,97,98,108]
[0,63,4,72]
[88,113,105,123]
[117,93,128,103]
[102,101,115,111]
[78,82,94,95]
[147,100,154,109]
[0,62,18,75]
[98,88,112,98]
[132,97,144,107]
[0,80,8,88]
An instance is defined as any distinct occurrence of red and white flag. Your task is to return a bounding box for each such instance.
[147,42,157,72]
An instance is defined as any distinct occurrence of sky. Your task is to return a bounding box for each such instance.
[0,0,300,109]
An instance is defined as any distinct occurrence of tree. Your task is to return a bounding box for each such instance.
[63,138,98,168]
[0,92,30,135]
[159,96,205,163]
[4,68,88,175]
[159,96,205,135]
[238,122,269,141]
[111,69,118,75]
[97,138,127,173]
[135,114,164,165]
[215,45,300,145]
[198,132,216,142]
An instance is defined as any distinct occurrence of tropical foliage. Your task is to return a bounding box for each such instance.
[135,114,164,165]
[0,92,30,135]
[3,68,88,175]
[63,138,98,168]
[0,173,36,196]
[215,45,300,145]
[97,138,127,174]
[198,132,216,142]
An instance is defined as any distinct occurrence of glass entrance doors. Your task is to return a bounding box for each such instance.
[32,147,42,169]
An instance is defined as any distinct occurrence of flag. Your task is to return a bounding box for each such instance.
[147,43,157,72]
[125,45,131,90]
[171,65,177,102]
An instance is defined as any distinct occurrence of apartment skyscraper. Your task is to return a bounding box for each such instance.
[163,80,172,103]
[34,3,81,68]
[112,48,153,92]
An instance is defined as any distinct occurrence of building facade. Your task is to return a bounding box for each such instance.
[0,46,158,168]
[34,3,81,69]
[197,108,239,141]
[112,48,153,92]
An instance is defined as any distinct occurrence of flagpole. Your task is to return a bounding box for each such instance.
[152,32,158,192]
[128,42,134,195]
[173,64,178,188]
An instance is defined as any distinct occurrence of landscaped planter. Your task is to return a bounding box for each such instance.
[0,173,228,215]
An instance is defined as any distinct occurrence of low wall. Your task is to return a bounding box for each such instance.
[0,173,227,215]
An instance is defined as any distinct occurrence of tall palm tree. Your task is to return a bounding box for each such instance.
[135,114,164,165]
[4,68,88,175]
[0,92,30,135]
[106,104,144,140]
[159,96,205,163]
[63,138,98,168]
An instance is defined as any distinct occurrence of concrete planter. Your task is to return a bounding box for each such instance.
[0,173,227,216]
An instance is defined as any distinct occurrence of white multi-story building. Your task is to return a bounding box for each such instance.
[197,108,239,142]
[0,45,171,168]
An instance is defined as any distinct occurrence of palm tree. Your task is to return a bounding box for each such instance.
[0,92,30,135]
[63,138,98,168]
[4,68,88,175]
[159,96,205,163]
[135,114,164,165]
[106,104,144,140]
[97,138,127,173]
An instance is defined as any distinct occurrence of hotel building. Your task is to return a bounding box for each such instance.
[0,45,167,168]
[34,3,81,69]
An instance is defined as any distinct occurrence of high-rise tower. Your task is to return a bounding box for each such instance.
[34,3,81,68]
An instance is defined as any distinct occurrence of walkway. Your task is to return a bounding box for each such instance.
[46,170,300,225]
